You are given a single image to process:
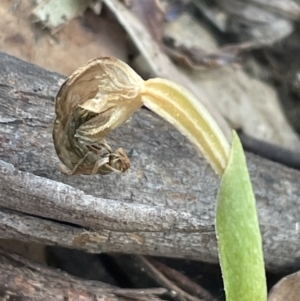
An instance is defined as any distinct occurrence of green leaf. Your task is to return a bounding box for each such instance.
[216,131,267,301]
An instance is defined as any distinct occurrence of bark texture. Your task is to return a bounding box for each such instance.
[0,52,299,271]
[0,247,165,301]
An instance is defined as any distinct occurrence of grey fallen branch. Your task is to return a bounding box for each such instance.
[0,52,300,271]
[0,246,165,301]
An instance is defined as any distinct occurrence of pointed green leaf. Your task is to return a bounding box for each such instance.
[216,131,267,301]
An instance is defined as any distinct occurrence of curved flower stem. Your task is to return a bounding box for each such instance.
[141,78,230,175]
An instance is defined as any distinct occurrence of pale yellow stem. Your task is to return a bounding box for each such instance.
[141,78,230,175]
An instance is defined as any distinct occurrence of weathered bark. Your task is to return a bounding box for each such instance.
[0,51,299,271]
[0,247,165,301]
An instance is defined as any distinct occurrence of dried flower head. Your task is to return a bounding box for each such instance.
[53,57,143,175]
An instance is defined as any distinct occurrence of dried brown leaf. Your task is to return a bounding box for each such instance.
[124,0,165,42]
[164,38,270,70]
